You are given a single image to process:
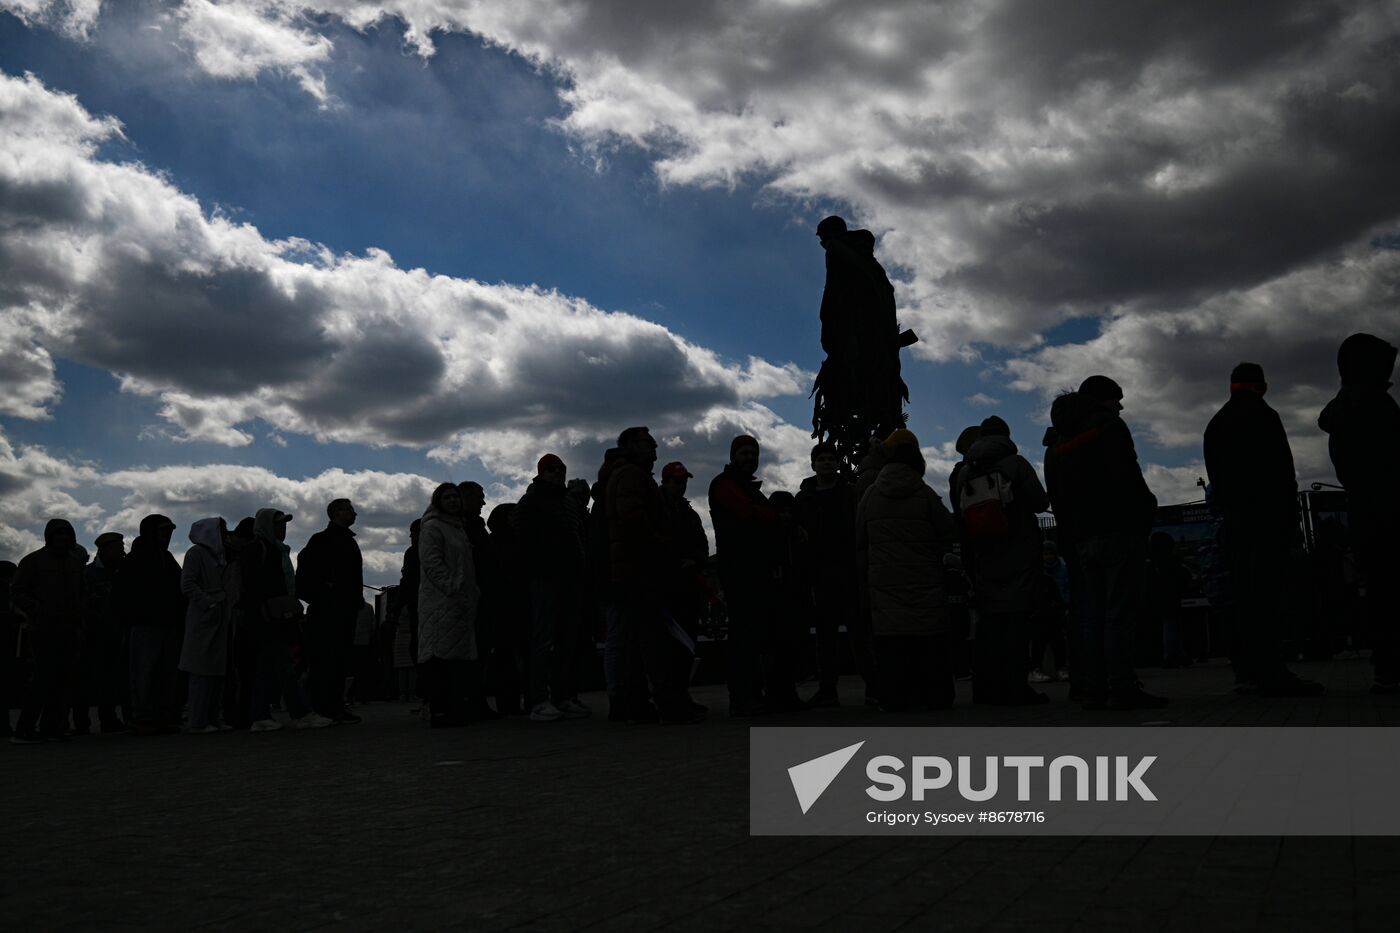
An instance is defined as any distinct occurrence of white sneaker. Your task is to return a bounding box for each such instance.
[293,713,336,729]
[214,723,234,732]
[529,701,563,722]
[250,719,284,732]
[1028,670,1053,683]
[557,698,591,719]
[1056,669,1070,682]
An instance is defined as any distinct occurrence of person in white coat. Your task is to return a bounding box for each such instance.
[418,483,480,727]
[179,517,233,733]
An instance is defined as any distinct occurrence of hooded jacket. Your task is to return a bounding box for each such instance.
[961,435,1051,614]
[179,518,233,677]
[1204,388,1299,538]
[1044,399,1157,540]
[11,519,87,631]
[114,520,185,629]
[417,504,479,662]
[855,461,957,636]
[1318,333,1400,513]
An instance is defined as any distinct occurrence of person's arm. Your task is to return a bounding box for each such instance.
[10,555,42,626]
[1015,456,1050,514]
[710,476,779,523]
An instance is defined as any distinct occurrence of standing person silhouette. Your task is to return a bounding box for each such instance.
[296,499,364,725]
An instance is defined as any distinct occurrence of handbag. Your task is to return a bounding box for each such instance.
[263,594,303,622]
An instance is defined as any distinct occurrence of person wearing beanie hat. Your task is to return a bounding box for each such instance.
[114,513,186,734]
[1206,361,1321,696]
[884,428,919,449]
[1320,334,1400,692]
[1048,376,1163,711]
[710,434,799,716]
[10,519,87,743]
[515,450,588,722]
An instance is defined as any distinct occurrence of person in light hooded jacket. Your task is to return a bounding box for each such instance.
[418,482,480,727]
[961,416,1052,706]
[856,431,958,711]
[1318,333,1400,692]
[179,517,233,733]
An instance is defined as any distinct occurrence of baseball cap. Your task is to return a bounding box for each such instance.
[661,461,693,481]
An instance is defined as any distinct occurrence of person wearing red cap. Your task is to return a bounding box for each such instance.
[608,428,704,724]
[709,435,800,716]
[514,452,588,722]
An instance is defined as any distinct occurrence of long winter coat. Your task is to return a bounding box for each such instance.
[961,435,1051,615]
[178,518,233,677]
[417,505,479,663]
[855,462,957,636]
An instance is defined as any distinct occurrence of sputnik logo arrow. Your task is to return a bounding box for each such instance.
[787,741,866,814]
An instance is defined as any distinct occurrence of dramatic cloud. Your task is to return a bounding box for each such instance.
[0,71,810,471]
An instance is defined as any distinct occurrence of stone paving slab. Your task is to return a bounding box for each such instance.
[6,656,1400,930]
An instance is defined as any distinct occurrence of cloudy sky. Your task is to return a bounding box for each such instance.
[1,0,1397,581]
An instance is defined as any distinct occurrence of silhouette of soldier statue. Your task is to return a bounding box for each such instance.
[810,215,916,472]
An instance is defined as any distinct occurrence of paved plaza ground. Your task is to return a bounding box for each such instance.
[7,655,1400,931]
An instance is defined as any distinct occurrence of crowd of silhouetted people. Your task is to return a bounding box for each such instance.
[3,332,1398,742]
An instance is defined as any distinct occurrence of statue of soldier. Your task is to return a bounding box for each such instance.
[810,215,915,471]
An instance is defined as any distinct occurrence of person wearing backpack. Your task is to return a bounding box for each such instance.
[958,417,1051,705]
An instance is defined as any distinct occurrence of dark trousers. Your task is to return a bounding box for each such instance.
[1076,532,1146,700]
[1030,609,1068,673]
[1354,512,1400,684]
[811,580,874,694]
[73,627,127,729]
[973,611,1033,703]
[424,657,480,722]
[1227,527,1291,684]
[306,610,353,719]
[618,593,689,717]
[18,626,78,736]
[128,625,180,727]
[724,580,798,711]
[250,629,308,722]
[527,578,583,707]
[876,634,954,710]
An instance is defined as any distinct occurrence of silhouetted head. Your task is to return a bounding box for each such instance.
[979,416,1010,438]
[815,215,847,245]
[138,513,177,551]
[730,435,760,476]
[95,531,125,567]
[810,441,839,480]
[955,425,981,456]
[409,517,422,547]
[567,478,591,504]
[1078,375,1124,411]
[884,428,919,450]
[617,426,658,468]
[768,490,796,516]
[537,453,567,486]
[430,482,462,516]
[661,460,693,497]
[1230,362,1267,396]
[254,508,292,543]
[1337,333,1397,389]
[885,441,926,476]
[486,503,514,537]
[43,518,77,553]
[327,498,357,529]
[457,481,486,517]
[231,518,255,541]
[1049,392,1083,433]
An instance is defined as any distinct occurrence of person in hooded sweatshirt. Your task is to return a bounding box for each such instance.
[795,441,872,707]
[958,417,1052,705]
[178,518,234,733]
[1318,333,1400,692]
[10,519,87,743]
[1204,362,1322,696]
[856,430,958,711]
[115,514,186,735]
[418,483,480,728]
[1047,377,1165,710]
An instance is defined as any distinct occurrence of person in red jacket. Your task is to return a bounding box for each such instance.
[709,435,802,717]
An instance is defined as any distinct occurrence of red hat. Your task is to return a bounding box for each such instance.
[661,461,693,481]
[537,453,566,473]
[730,434,759,458]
